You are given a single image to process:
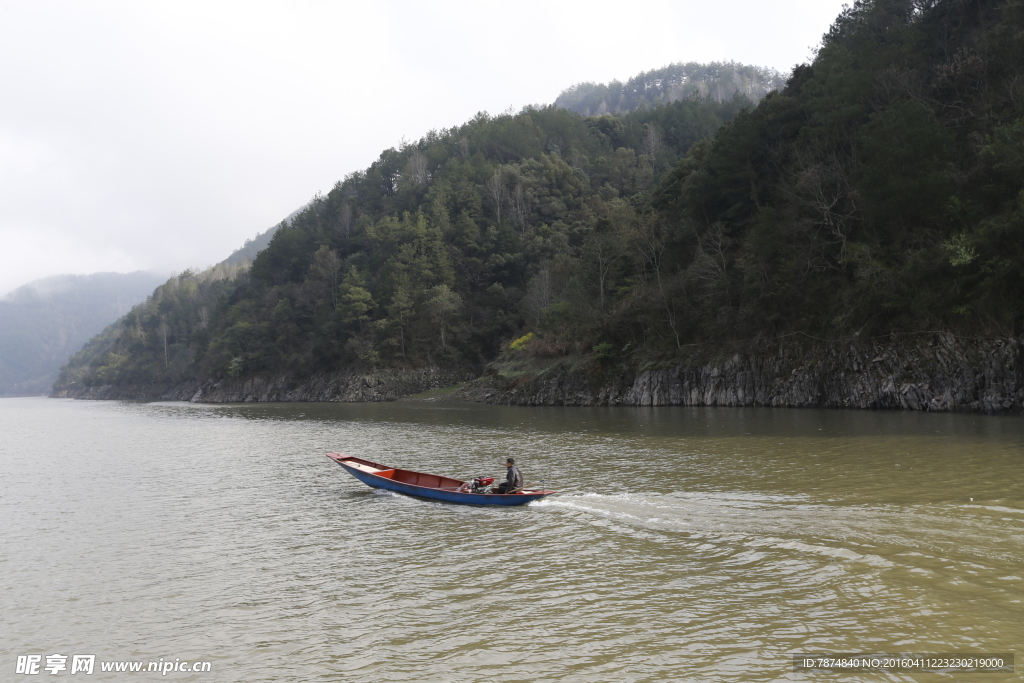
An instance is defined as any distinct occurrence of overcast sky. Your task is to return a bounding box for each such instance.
[0,0,849,296]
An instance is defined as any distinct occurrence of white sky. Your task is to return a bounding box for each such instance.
[0,0,848,296]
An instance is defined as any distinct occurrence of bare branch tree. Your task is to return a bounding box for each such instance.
[691,221,729,284]
[639,123,662,159]
[523,266,555,325]
[632,215,681,347]
[509,182,529,233]
[485,168,506,224]
[789,148,859,264]
[336,203,353,241]
[309,245,343,309]
[406,148,429,186]
[584,223,628,314]
[158,319,170,367]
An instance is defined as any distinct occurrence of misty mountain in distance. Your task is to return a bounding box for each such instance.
[0,271,166,396]
[554,61,787,116]
[1,204,302,398]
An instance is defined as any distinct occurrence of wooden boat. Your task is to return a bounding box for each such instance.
[326,453,557,506]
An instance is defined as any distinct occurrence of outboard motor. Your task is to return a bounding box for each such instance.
[471,476,495,493]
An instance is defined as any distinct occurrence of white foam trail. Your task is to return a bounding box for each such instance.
[536,492,898,567]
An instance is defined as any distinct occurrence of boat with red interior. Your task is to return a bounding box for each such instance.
[326,453,557,506]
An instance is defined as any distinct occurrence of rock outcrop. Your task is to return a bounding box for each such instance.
[52,334,1024,413]
[453,333,1024,413]
[52,367,474,403]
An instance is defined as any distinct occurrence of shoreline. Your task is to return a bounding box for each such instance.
[51,333,1024,414]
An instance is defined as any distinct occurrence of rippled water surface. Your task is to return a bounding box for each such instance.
[2,397,1022,681]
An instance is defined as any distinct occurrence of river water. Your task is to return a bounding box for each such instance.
[2,396,1021,682]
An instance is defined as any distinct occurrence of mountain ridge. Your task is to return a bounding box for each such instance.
[53,0,1024,412]
[554,61,788,116]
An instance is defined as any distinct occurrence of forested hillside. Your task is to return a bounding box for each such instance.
[54,95,749,391]
[554,62,787,116]
[55,0,1024,398]
[1,272,164,395]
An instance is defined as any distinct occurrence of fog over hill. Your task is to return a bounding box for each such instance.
[0,271,167,396]
[0,203,303,397]
[220,205,307,267]
[555,61,788,116]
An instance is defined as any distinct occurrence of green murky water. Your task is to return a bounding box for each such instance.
[2,397,1021,681]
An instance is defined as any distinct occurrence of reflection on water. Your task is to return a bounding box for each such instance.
[1,397,1021,682]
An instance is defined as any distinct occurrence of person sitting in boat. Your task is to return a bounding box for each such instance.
[495,457,523,494]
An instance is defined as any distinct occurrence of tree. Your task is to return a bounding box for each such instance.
[509,181,529,232]
[158,318,170,368]
[788,148,859,266]
[425,284,462,352]
[523,266,555,326]
[385,287,414,358]
[639,122,662,159]
[582,205,632,314]
[632,214,681,347]
[338,267,375,332]
[485,168,506,224]
[309,245,343,308]
[336,203,353,241]
[405,148,429,186]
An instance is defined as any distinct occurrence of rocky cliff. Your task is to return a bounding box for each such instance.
[52,367,474,403]
[453,333,1024,414]
[52,334,1024,413]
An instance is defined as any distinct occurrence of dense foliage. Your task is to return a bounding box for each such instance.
[555,61,787,116]
[56,96,748,388]
[57,0,1024,392]
[651,0,1024,342]
[55,264,247,389]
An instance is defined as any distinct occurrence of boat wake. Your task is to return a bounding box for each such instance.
[532,491,1020,571]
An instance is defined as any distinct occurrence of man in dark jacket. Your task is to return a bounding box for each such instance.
[496,457,523,494]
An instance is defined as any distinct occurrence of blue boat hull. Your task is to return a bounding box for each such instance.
[328,453,555,506]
